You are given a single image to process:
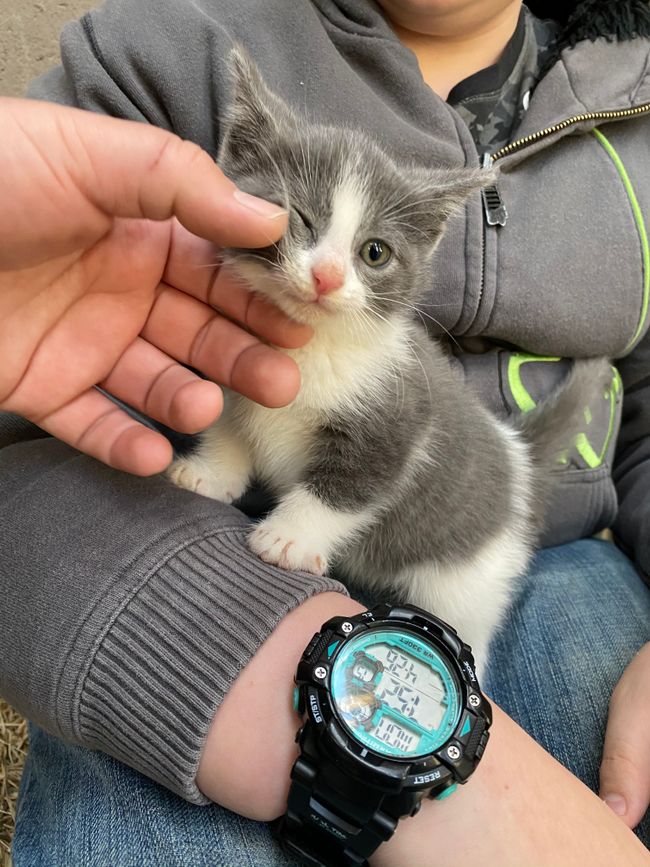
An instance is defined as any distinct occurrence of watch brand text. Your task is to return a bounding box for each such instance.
[399,637,435,662]
[310,694,323,723]
[309,813,346,839]
[462,661,476,682]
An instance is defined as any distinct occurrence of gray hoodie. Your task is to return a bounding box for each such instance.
[1,0,649,802]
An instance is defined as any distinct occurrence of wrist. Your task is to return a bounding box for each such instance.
[369,705,650,867]
[196,592,364,819]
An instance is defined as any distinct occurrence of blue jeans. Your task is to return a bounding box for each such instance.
[13,540,650,865]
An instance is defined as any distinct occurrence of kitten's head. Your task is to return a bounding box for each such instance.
[220,48,490,328]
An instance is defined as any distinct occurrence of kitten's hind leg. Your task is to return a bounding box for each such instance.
[167,422,252,504]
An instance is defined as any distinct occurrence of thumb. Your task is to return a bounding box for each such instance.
[599,643,650,829]
[6,97,287,249]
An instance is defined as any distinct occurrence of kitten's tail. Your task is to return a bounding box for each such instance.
[515,357,614,512]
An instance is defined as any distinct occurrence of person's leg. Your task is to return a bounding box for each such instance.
[484,538,650,845]
[13,725,301,867]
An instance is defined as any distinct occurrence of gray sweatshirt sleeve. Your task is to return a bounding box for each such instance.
[0,417,346,803]
[613,329,650,585]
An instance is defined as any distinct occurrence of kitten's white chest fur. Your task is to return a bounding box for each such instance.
[231,315,415,490]
[232,399,314,492]
[286,315,413,413]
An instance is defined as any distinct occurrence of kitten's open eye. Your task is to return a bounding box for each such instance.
[360,239,392,268]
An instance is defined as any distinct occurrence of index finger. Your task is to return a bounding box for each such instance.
[163,219,313,349]
[34,99,290,247]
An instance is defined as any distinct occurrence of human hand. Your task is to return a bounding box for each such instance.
[0,97,310,475]
[600,642,650,829]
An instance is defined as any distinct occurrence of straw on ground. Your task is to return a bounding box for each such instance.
[0,700,27,867]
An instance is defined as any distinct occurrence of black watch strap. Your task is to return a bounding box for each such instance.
[274,724,446,867]
[275,755,396,866]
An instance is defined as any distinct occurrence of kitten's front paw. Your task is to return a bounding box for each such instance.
[249,521,329,576]
[167,457,247,504]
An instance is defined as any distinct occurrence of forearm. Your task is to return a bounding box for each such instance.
[200,605,649,866]
[0,425,346,802]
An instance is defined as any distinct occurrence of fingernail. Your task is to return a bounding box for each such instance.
[233,190,287,219]
[603,794,627,816]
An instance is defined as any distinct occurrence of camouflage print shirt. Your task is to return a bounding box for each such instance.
[449,6,560,155]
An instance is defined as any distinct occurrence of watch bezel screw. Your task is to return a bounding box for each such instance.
[446,744,461,761]
[469,694,481,708]
[341,622,354,634]
[314,666,327,680]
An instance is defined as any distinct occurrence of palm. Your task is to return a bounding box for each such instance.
[2,219,168,421]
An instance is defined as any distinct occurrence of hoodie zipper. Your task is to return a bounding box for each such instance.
[472,102,650,326]
[488,102,650,165]
[481,102,650,225]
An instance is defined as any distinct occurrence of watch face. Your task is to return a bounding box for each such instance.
[330,627,461,759]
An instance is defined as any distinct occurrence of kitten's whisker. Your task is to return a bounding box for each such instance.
[360,305,416,406]
[370,296,461,351]
[378,186,433,216]
[384,218,431,243]
[383,196,458,216]
[239,253,282,268]
[244,135,291,209]
[350,307,407,415]
[371,292,454,309]
[404,335,433,407]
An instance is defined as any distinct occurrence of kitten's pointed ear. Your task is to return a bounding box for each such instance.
[220,46,296,168]
[428,167,495,217]
[406,166,496,248]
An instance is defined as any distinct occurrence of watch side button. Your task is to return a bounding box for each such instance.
[303,632,322,659]
[475,730,490,760]
[434,783,458,801]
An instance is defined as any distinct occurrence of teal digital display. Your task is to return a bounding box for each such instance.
[330,628,461,758]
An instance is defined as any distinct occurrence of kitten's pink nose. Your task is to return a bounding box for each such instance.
[311,262,345,296]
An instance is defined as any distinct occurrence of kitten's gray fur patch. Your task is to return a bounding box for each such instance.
[169,48,610,669]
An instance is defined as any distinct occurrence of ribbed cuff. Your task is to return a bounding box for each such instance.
[66,523,346,803]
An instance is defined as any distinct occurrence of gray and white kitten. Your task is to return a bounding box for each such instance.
[169,51,609,669]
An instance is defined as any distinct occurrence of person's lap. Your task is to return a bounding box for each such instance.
[12,539,650,866]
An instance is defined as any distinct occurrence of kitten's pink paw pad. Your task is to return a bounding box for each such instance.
[167,460,204,494]
[167,458,246,504]
[249,525,328,576]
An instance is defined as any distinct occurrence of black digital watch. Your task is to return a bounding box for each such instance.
[275,604,492,866]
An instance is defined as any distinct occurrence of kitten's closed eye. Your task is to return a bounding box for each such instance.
[289,206,317,244]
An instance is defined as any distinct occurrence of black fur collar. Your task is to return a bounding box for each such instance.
[526,1,650,46]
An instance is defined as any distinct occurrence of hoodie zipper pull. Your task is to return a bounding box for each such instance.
[481,152,508,227]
